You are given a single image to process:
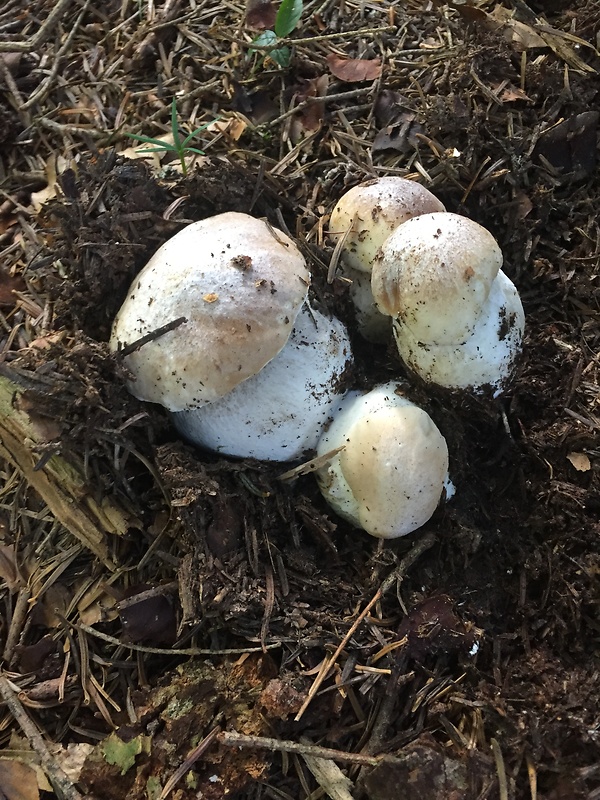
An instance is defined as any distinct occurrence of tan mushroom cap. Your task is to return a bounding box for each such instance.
[110,212,310,411]
[316,383,449,538]
[329,176,445,273]
[371,212,502,345]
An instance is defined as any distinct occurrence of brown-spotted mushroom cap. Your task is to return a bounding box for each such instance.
[329,176,445,274]
[110,212,310,411]
[371,212,503,344]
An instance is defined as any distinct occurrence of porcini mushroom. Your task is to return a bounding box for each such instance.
[371,212,524,394]
[110,212,310,411]
[315,382,449,538]
[329,177,445,341]
[172,302,353,461]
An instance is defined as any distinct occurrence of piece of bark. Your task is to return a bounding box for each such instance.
[0,372,134,567]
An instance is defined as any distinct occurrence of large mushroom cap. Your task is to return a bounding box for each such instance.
[329,177,445,274]
[371,212,503,344]
[110,212,310,411]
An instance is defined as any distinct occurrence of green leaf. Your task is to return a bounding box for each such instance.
[101,732,144,776]
[184,147,206,156]
[134,146,177,154]
[275,0,303,38]
[270,46,291,67]
[250,29,279,51]
[181,123,214,148]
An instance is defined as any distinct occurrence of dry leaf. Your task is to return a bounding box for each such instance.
[29,331,68,350]
[490,5,598,71]
[118,584,177,645]
[0,269,25,307]
[497,84,532,103]
[77,579,119,626]
[567,452,591,472]
[30,154,70,211]
[0,760,40,800]
[326,53,382,82]
[0,544,25,592]
[13,391,63,442]
[47,743,95,784]
[206,116,248,141]
[533,112,598,178]
[290,74,329,142]
[372,112,425,156]
[245,0,277,29]
[514,192,533,221]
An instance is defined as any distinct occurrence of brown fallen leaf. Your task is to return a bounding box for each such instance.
[567,452,591,472]
[372,112,425,156]
[326,53,382,82]
[533,112,599,179]
[0,544,26,592]
[0,268,25,307]
[289,74,329,143]
[0,760,40,800]
[497,84,532,103]
[245,0,277,29]
[117,584,178,645]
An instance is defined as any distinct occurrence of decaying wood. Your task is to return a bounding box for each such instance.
[0,373,132,567]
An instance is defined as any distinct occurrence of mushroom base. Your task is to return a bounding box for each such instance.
[393,270,525,396]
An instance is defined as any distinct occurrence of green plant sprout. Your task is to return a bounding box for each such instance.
[251,0,303,68]
[124,98,216,176]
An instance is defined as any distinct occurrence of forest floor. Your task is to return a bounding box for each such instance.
[0,0,599,798]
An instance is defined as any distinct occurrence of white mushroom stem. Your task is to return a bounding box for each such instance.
[172,303,353,462]
[394,270,525,396]
[110,212,310,411]
[316,383,449,538]
[345,267,391,344]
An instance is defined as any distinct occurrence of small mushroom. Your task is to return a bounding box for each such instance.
[172,302,353,461]
[329,177,445,342]
[315,382,449,538]
[371,212,524,394]
[110,212,310,411]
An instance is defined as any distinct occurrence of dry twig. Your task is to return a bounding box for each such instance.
[0,675,84,800]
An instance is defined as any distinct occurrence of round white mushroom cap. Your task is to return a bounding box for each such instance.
[371,212,503,344]
[394,269,525,396]
[110,212,310,411]
[316,382,449,538]
[329,177,445,274]
[171,302,353,461]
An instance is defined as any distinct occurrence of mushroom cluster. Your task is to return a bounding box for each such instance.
[111,177,524,540]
